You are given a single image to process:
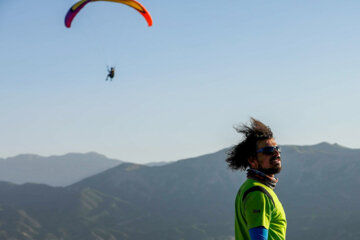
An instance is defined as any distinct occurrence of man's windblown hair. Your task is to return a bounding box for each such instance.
[226,118,273,171]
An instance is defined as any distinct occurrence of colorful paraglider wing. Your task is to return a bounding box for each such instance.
[64,0,152,28]
[97,0,153,26]
[65,0,91,28]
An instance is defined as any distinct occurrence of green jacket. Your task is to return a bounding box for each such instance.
[235,179,287,240]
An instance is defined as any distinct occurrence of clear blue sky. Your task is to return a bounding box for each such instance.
[1,0,360,163]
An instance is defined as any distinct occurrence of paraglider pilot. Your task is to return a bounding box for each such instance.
[106,67,115,81]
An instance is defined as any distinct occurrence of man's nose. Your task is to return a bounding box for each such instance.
[273,149,280,156]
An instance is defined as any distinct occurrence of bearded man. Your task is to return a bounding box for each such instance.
[226,118,287,240]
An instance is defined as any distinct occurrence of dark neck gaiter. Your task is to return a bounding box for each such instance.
[247,168,278,189]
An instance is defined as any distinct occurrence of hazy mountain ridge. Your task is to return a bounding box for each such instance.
[277,143,360,240]
[0,142,359,239]
[0,152,123,186]
[145,161,171,167]
[285,141,360,155]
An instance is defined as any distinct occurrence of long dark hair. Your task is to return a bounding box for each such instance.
[226,118,273,171]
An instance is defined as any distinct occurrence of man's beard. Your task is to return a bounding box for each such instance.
[258,156,282,175]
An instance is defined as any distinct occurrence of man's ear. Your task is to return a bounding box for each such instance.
[248,156,258,169]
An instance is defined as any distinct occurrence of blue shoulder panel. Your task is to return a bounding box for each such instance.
[249,226,268,240]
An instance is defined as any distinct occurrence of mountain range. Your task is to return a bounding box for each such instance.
[0,142,359,239]
[0,152,122,186]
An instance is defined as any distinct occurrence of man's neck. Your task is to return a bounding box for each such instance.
[247,169,278,189]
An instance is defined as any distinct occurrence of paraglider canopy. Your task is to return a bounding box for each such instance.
[65,0,153,28]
